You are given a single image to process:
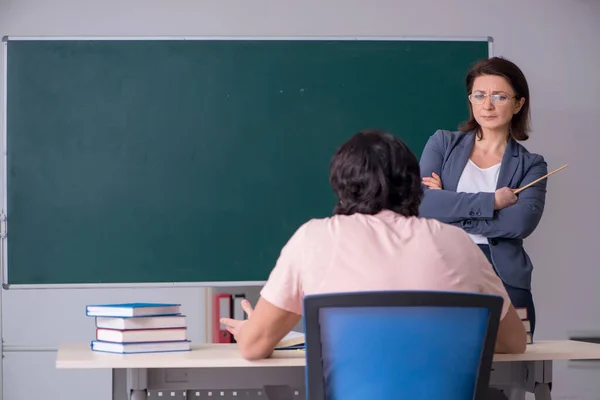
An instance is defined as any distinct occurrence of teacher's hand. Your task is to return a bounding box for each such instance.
[494,187,518,210]
[220,299,254,337]
[422,172,443,190]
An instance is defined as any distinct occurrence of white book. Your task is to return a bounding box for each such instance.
[275,331,305,349]
[95,315,187,330]
[96,328,187,343]
[91,340,191,354]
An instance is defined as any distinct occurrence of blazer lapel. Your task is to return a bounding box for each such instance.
[496,137,520,189]
[445,131,475,192]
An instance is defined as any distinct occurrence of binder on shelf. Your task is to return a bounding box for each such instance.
[232,294,247,321]
[231,293,247,343]
[212,293,232,343]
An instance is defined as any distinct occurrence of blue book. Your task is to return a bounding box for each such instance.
[86,303,181,317]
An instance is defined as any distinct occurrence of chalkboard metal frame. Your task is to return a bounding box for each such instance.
[1,35,493,289]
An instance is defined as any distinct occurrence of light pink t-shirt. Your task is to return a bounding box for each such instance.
[260,210,511,319]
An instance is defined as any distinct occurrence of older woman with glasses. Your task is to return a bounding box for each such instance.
[419,56,547,337]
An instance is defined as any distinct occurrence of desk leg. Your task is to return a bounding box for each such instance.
[130,391,147,400]
[506,387,526,400]
[127,368,148,400]
[527,360,552,400]
[490,361,527,400]
[534,384,551,400]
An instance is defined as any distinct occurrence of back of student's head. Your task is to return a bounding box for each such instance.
[329,129,422,217]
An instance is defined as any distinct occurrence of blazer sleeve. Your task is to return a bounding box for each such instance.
[450,155,548,239]
[418,130,495,223]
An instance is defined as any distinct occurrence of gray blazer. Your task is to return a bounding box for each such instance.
[418,129,548,290]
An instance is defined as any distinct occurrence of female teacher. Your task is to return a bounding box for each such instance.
[419,56,547,335]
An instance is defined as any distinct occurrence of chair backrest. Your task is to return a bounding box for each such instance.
[303,290,502,400]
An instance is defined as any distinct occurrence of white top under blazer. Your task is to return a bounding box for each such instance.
[456,160,501,244]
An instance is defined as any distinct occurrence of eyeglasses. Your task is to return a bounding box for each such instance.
[468,93,517,106]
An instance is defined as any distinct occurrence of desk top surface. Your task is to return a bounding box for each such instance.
[56,340,600,369]
[57,343,306,369]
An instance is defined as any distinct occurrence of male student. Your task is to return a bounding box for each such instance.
[221,129,527,361]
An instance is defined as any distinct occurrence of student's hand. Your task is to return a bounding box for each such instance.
[494,187,518,210]
[422,172,443,190]
[220,299,254,337]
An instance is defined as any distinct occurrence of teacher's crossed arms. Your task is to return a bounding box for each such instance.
[419,57,548,336]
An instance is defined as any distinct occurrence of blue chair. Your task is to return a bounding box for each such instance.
[303,290,503,400]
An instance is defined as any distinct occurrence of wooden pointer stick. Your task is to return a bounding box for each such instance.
[513,164,568,194]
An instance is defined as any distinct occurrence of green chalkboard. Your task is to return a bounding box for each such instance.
[3,37,489,286]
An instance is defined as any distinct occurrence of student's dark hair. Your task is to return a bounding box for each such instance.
[459,56,531,141]
[329,129,422,217]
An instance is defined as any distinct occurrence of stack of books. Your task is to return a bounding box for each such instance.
[516,307,532,344]
[85,302,191,354]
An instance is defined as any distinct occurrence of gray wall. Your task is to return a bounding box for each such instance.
[1,0,599,399]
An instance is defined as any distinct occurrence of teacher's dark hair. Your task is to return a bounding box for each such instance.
[329,129,422,217]
[460,57,531,141]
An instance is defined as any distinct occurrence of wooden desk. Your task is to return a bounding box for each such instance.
[56,343,305,369]
[56,340,600,400]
